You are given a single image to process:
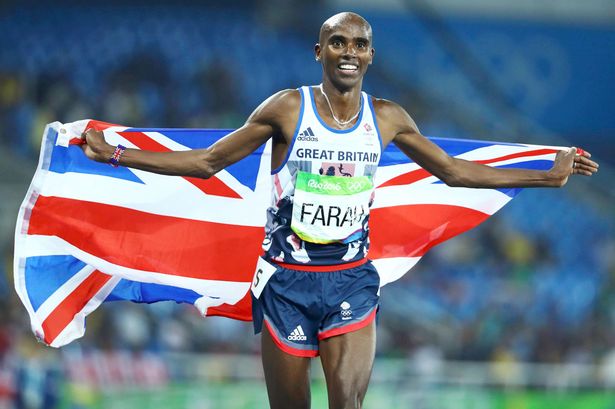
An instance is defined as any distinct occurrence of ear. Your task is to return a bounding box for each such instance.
[314,43,321,61]
[368,47,375,65]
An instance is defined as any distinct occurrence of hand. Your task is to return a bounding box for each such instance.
[550,147,599,187]
[80,128,114,163]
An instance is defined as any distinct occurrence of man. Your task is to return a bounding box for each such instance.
[81,12,598,409]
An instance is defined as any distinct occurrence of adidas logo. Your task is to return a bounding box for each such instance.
[287,325,307,341]
[297,127,318,142]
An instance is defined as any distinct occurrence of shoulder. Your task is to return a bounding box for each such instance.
[260,88,302,113]
[248,88,303,135]
[370,97,406,117]
[369,97,419,143]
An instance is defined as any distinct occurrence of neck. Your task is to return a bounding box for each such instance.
[319,80,362,126]
[321,79,362,102]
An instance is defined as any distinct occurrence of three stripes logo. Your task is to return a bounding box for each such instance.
[287,325,307,341]
[297,127,318,142]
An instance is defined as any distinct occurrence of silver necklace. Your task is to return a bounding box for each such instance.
[318,84,361,127]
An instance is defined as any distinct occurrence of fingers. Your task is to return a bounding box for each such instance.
[81,128,104,142]
[572,148,599,176]
[79,130,90,151]
[79,128,105,161]
[575,155,598,169]
[81,128,92,141]
[573,166,595,176]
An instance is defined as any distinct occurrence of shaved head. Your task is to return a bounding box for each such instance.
[314,11,375,90]
[319,12,372,45]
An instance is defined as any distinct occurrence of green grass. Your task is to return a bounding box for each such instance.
[60,381,615,409]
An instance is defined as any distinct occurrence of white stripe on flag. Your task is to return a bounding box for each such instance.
[50,274,121,348]
[373,183,511,214]
[372,257,422,287]
[487,153,556,168]
[33,264,96,323]
[375,145,558,187]
[454,144,558,161]
[37,170,268,226]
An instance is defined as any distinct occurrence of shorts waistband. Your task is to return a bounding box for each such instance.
[272,258,368,272]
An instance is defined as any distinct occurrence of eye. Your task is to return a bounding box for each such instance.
[332,39,344,48]
[357,42,367,49]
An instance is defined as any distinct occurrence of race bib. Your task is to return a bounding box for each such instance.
[250,257,277,299]
[291,171,373,244]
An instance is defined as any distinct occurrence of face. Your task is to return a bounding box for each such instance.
[315,16,375,89]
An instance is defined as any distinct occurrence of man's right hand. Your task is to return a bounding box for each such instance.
[81,128,115,163]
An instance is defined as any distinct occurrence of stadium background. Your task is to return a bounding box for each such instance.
[0,0,614,407]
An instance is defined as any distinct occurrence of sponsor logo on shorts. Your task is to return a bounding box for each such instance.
[287,325,307,341]
[340,301,352,320]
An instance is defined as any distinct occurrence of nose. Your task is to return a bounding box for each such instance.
[344,43,358,57]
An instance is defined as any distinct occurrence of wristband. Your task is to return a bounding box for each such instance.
[109,144,126,167]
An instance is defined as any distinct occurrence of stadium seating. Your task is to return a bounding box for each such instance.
[0,4,613,366]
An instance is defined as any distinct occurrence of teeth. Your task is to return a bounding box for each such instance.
[339,64,357,70]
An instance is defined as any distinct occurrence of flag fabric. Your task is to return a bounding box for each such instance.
[14,120,561,347]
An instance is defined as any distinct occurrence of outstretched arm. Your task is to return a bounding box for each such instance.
[375,99,599,188]
[81,89,298,178]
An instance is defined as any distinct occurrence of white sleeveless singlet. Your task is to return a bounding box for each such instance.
[263,86,383,266]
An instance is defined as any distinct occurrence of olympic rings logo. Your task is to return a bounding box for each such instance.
[346,181,367,192]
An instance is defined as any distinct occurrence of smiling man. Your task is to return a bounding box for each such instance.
[81,12,598,409]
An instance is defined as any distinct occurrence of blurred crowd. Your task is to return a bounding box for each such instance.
[0,3,614,407]
[0,53,245,160]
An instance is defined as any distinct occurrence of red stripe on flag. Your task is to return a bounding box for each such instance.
[379,148,558,188]
[207,292,252,321]
[378,168,432,188]
[27,196,263,281]
[369,204,489,259]
[473,148,558,165]
[41,270,111,345]
[117,131,241,199]
[86,120,120,131]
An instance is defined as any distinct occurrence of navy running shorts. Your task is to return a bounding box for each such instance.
[251,257,380,357]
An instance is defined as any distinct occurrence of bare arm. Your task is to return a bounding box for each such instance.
[375,99,598,188]
[82,89,299,178]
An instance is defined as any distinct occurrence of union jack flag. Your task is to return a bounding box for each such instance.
[14,120,561,347]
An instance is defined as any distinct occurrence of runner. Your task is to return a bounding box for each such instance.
[81,12,598,409]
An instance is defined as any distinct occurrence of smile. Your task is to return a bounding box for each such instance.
[338,63,358,73]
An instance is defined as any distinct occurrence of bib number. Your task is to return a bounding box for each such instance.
[291,171,373,244]
[250,257,277,299]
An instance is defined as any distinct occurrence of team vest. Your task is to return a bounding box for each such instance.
[262,86,383,266]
